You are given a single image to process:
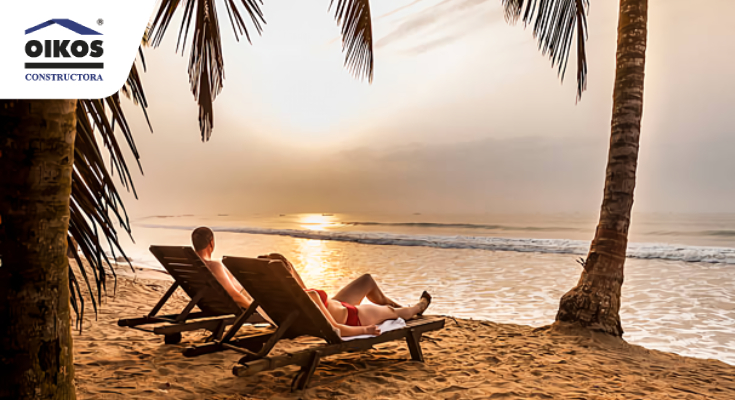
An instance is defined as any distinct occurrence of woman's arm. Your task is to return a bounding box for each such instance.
[305,291,379,337]
[262,253,308,289]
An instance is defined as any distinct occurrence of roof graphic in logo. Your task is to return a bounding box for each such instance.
[25,19,102,35]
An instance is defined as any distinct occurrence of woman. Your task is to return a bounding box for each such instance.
[260,253,431,338]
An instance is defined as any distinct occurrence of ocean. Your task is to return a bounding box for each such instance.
[113,212,735,365]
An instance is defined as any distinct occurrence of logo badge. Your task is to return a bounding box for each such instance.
[24,19,104,70]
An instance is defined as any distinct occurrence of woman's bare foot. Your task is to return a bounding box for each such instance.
[416,291,432,316]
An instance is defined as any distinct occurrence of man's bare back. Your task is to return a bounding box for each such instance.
[191,227,253,309]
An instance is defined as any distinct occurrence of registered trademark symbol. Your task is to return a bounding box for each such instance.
[97,19,104,26]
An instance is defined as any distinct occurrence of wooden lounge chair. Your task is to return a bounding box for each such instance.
[186,255,445,390]
[117,246,267,344]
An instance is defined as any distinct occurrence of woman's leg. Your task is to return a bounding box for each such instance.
[355,304,399,326]
[332,274,402,307]
[356,302,427,326]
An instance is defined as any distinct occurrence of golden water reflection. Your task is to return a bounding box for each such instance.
[298,214,339,231]
[293,238,345,291]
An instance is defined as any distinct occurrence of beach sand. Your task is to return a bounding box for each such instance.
[71,266,735,399]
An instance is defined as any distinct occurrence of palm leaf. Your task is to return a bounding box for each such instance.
[121,31,153,132]
[331,0,374,82]
[67,49,150,328]
[502,0,589,99]
[148,0,376,141]
[149,0,265,141]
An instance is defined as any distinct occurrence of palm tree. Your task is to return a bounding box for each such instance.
[0,1,374,398]
[0,98,80,400]
[0,68,149,399]
[503,0,648,336]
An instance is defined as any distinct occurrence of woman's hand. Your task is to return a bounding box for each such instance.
[259,252,307,289]
[364,325,381,336]
[262,253,294,269]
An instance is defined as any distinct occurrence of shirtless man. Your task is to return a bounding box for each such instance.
[192,227,253,308]
[191,226,405,310]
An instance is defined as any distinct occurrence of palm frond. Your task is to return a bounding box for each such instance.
[149,0,265,141]
[502,0,589,99]
[331,0,374,82]
[67,50,149,329]
[121,30,153,131]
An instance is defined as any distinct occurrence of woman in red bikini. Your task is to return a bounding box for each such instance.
[260,253,431,338]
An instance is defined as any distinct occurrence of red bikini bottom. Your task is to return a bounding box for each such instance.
[306,288,362,326]
[341,302,362,326]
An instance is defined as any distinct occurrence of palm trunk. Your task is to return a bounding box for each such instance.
[0,100,78,399]
[555,0,648,336]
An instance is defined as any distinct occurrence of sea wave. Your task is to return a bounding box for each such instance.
[140,224,735,264]
[647,229,735,238]
[138,214,194,219]
[343,221,577,232]
[703,230,735,237]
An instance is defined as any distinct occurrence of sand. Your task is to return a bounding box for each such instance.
[70,267,735,400]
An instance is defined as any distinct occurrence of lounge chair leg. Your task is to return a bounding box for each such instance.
[406,328,424,362]
[239,310,298,364]
[164,332,183,345]
[292,350,321,391]
[209,320,226,341]
[175,289,208,322]
[148,282,180,318]
[219,300,261,344]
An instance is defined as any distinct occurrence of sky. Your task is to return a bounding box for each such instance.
[116,0,735,218]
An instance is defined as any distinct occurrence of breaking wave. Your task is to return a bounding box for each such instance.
[141,224,735,264]
[343,221,577,232]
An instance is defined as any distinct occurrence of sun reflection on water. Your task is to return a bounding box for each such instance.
[298,214,339,231]
[293,237,344,291]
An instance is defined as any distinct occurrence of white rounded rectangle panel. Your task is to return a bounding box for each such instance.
[0,0,156,98]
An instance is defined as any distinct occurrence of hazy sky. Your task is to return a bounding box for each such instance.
[117,0,735,217]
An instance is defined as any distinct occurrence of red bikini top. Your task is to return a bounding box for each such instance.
[307,289,329,306]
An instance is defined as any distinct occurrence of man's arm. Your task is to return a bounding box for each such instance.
[225,268,244,292]
[205,260,252,309]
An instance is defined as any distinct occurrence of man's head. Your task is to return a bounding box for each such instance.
[192,226,214,254]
